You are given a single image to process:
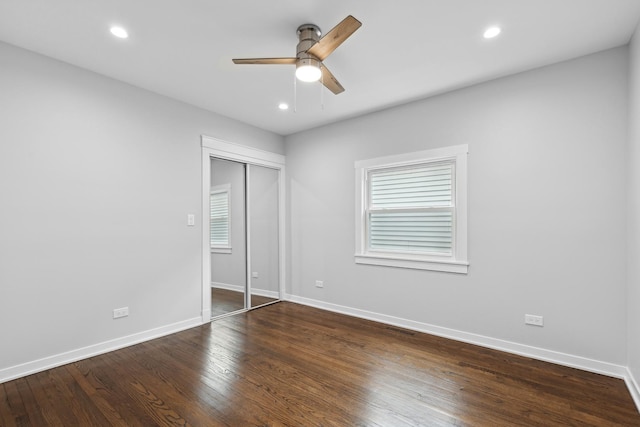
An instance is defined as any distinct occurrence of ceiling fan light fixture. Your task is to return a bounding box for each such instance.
[295,58,322,82]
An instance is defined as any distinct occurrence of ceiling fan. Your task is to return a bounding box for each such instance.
[232,15,362,95]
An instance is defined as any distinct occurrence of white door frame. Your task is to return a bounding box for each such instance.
[201,136,286,322]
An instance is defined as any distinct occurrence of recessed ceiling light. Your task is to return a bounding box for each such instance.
[110,26,129,39]
[483,26,501,39]
[278,103,289,111]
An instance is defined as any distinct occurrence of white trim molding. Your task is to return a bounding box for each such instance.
[354,144,469,273]
[249,288,280,299]
[354,253,469,274]
[211,281,245,293]
[202,136,285,167]
[0,317,202,384]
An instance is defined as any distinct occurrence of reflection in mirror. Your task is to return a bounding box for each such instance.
[210,158,246,318]
[249,165,280,308]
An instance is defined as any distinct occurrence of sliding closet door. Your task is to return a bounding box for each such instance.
[210,158,246,317]
[248,165,280,308]
[201,135,285,322]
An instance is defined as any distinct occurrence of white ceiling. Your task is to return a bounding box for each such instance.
[1,1,639,136]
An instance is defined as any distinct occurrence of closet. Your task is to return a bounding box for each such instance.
[201,137,285,320]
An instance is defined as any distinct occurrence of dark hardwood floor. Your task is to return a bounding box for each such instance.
[210,288,278,317]
[1,302,639,426]
[211,288,245,317]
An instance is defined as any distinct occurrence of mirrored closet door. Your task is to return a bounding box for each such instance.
[207,152,283,319]
[210,158,247,317]
[248,164,280,308]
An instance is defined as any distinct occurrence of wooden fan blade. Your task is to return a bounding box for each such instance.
[232,58,297,65]
[307,15,362,61]
[320,65,345,95]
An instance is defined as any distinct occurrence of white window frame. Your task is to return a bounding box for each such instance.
[210,183,232,254]
[355,145,469,274]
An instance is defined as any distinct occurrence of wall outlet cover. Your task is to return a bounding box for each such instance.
[525,314,543,327]
[113,307,129,319]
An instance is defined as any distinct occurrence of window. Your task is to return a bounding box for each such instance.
[210,184,231,253]
[355,145,468,273]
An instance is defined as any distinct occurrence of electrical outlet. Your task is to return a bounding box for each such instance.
[315,280,324,288]
[252,272,259,279]
[113,307,129,319]
[187,214,195,226]
[525,314,543,327]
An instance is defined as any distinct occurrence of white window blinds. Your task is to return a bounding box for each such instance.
[210,189,230,247]
[368,162,454,255]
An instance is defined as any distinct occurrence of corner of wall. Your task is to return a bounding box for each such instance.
[626,368,640,413]
[627,19,640,413]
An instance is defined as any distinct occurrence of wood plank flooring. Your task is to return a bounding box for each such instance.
[1,302,639,426]
[210,288,278,318]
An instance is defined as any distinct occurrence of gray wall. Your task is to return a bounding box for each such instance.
[628,24,640,388]
[285,47,628,365]
[0,41,283,373]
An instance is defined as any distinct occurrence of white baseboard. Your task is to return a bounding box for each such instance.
[212,282,279,299]
[283,294,628,379]
[211,281,244,292]
[0,316,203,384]
[201,308,211,323]
[250,288,280,299]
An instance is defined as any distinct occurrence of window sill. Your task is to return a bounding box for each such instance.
[211,247,232,254]
[355,253,468,274]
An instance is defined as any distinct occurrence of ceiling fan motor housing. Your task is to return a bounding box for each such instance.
[296,24,321,64]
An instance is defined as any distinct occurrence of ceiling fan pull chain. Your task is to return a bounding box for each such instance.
[294,72,298,113]
[320,69,324,110]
